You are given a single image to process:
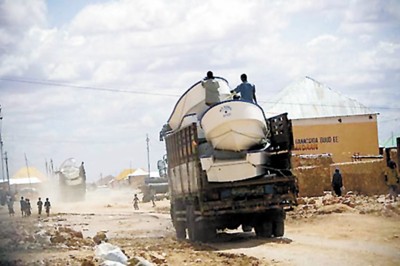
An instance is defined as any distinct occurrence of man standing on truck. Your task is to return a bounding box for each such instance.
[231,73,257,104]
[201,71,220,106]
[79,161,86,177]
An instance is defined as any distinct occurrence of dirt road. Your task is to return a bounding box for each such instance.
[0,188,399,265]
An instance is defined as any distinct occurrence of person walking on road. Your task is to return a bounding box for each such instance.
[25,198,32,216]
[385,160,399,202]
[6,194,15,216]
[37,197,43,216]
[44,198,51,217]
[150,188,156,207]
[133,194,139,210]
[332,168,343,196]
[20,196,25,217]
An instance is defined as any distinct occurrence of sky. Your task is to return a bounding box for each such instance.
[0,0,399,182]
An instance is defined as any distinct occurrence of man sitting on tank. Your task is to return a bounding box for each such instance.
[231,73,257,104]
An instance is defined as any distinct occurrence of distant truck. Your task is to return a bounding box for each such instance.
[160,77,298,242]
[57,158,86,201]
[141,176,169,202]
[140,155,170,202]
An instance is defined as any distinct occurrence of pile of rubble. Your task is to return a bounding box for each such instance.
[288,192,400,220]
[0,219,52,252]
[0,216,100,254]
[48,226,94,249]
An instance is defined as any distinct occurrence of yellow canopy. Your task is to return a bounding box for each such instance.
[115,168,135,181]
[12,166,47,181]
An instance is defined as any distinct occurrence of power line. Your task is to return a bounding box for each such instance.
[1,76,399,110]
[379,117,400,123]
[257,100,400,110]
[0,77,179,97]
[257,101,399,110]
[3,137,127,144]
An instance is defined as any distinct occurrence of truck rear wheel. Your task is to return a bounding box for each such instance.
[175,222,186,239]
[242,225,252,232]
[273,219,284,237]
[199,221,216,242]
[171,201,186,240]
[186,205,199,241]
[255,221,272,238]
[186,205,215,242]
[272,209,285,237]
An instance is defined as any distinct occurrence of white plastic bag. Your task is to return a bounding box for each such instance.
[95,243,128,265]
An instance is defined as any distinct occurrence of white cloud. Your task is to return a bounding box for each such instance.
[306,34,346,51]
[341,0,400,34]
[0,0,399,181]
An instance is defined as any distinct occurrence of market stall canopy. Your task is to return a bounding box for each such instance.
[127,169,160,179]
[115,168,135,181]
[10,177,42,185]
[10,166,47,185]
[127,168,148,177]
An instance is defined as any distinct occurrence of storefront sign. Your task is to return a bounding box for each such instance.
[294,136,339,151]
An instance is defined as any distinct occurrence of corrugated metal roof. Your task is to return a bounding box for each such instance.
[263,76,375,119]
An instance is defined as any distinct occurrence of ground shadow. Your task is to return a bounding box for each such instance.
[188,231,293,251]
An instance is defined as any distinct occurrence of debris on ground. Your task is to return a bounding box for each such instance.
[288,193,400,220]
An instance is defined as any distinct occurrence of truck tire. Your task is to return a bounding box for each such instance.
[186,204,215,242]
[242,225,252,232]
[186,204,198,241]
[171,201,186,240]
[175,222,186,240]
[255,221,272,238]
[273,219,284,237]
[199,221,216,242]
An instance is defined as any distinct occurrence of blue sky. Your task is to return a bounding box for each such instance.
[0,0,399,181]
[46,1,108,25]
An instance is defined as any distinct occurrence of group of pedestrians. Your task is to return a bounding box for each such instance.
[19,196,51,217]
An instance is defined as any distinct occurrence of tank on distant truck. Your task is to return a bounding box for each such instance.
[57,158,86,201]
[160,76,298,242]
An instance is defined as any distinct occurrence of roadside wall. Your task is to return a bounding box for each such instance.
[330,160,387,196]
[292,154,390,197]
[292,154,333,197]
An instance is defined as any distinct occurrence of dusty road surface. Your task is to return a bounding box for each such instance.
[0,188,399,266]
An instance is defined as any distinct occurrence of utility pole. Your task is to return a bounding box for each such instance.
[146,134,150,177]
[0,105,5,184]
[50,159,54,177]
[4,152,10,192]
[24,153,32,188]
